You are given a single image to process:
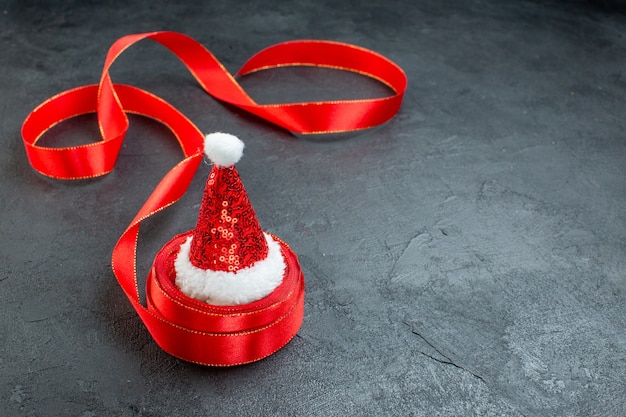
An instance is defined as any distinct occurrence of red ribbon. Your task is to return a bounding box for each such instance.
[21,31,406,365]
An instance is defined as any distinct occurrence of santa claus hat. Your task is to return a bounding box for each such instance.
[173,132,286,306]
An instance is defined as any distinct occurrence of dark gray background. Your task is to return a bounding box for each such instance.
[1,0,625,416]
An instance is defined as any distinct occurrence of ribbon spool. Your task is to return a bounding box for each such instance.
[147,233,304,365]
[21,31,407,365]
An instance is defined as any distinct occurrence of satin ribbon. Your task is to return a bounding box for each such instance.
[21,31,406,365]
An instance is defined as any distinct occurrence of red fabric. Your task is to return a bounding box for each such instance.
[189,165,268,272]
[147,233,304,365]
[20,31,406,365]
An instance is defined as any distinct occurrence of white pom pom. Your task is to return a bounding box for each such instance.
[204,132,244,167]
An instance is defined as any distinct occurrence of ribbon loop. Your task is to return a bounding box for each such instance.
[21,31,406,365]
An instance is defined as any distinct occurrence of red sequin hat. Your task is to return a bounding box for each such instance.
[171,132,288,306]
[189,134,268,273]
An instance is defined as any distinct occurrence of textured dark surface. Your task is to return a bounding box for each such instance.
[1,1,625,416]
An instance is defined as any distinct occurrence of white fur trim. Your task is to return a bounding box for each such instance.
[204,132,244,167]
[174,233,286,306]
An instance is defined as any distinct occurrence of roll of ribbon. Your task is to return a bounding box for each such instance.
[20,31,407,365]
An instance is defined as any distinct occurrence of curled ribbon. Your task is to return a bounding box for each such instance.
[21,31,406,365]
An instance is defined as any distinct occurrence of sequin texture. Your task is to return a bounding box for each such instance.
[189,165,269,272]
